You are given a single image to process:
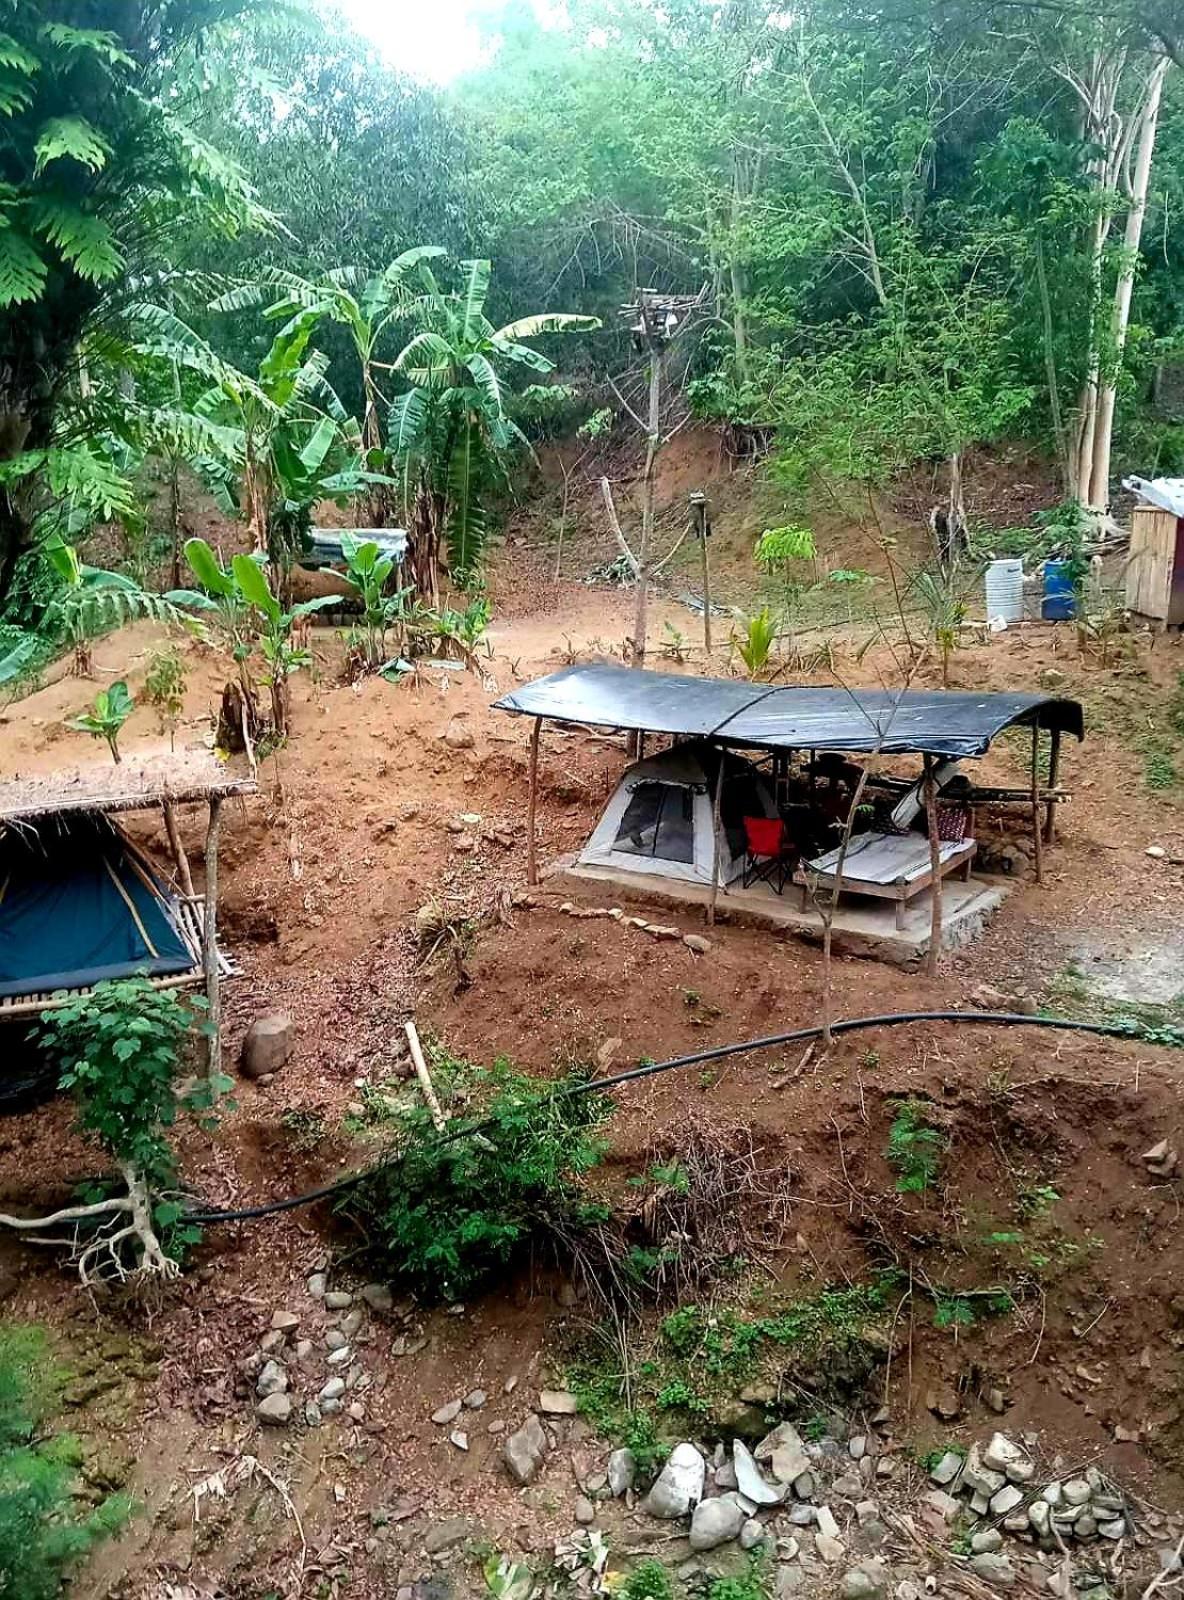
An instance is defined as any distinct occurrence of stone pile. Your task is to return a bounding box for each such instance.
[240,1268,398,1429]
[928,1434,1130,1547]
[557,901,712,954]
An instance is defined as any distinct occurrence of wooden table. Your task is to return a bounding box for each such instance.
[795,831,977,929]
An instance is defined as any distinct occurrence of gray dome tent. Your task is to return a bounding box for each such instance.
[579,741,777,886]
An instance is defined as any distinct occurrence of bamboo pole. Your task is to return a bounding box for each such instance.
[1031,724,1044,884]
[707,753,726,927]
[405,1020,447,1133]
[1044,727,1062,844]
[202,795,223,1077]
[162,801,195,897]
[526,717,541,886]
[923,757,943,978]
[692,492,713,658]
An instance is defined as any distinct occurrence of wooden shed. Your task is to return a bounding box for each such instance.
[1124,476,1184,624]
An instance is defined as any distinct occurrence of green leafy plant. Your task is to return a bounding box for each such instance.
[0,1324,132,1600]
[707,1552,771,1600]
[42,540,174,677]
[886,1100,945,1193]
[339,532,410,669]
[67,680,133,764]
[913,568,969,688]
[143,646,186,750]
[621,1559,675,1600]
[24,979,226,1283]
[338,1055,610,1300]
[229,553,334,735]
[732,607,776,679]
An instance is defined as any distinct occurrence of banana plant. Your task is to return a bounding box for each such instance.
[387,256,600,602]
[338,532,414,670]
[44,539,176,676]
[68,680,135,765]
[227,554,336,736]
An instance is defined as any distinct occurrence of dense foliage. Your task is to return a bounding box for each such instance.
[340,1057,610,1301]
[0,1325,130,1599]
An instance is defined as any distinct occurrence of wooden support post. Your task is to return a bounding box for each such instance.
[1031,724,1044,884]
[526,717,541,887]
[162,800,195,897]
[923,756,943,978]
[692,492,713,658]
[707,753,726,926]
[405,1020,447,1133]
[202,795,223,1077]
[1044,726,1062,844]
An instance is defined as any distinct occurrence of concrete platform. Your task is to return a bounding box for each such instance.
[558,861,1010,968]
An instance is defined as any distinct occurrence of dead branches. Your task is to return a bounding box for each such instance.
[0,1161,180,1288]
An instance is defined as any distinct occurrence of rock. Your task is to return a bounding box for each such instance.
[607,1448,636,1497]
[1143,1139,1170,1164]
[734,1439,787,1506]
[256,1393,292,1425]
[642,1442,706,1518]
[449,1430,468,1451]
[432,1399,463,1425]
[740,1519,767,1550]
[646,924,681,939]
[990,1484,1025,1517]
[504,1415,548,1485]
[1075,1514,1097,1540]
[833,1475,863,1499]
[757,1422,810,1486]
[326,1329,348,1351]
[690,1496,747,1551]
[464,1390,487,1409]
[855,1501,879,1527]
[777,1536,801,1560]
[1030,1502,1051,1537]
[443,719,475,750]
[349,1402,365,1421]
[424,1518,471,1554]
[922,1490,960,1525]
[816,1506,841,1540]
[1100,1521,1127,1542]
[294,1339,313,1361]
[816,1534,845,1564]
[929,1451,964,1487]
[324,1291,354,1310]
[716,1460,739,1491]
[574,1495,596,1526]
[985,1387,1007,1414]
[307,1272,327,1299]
[326,1345,352,1367]
[684,934,712,954]
[504,1375,519,1394]
[241,1013,295,1079]
[1146,845,1167,858]
[972,1530,1004,1554]
[260,1330,286,1355]
[320,1377,346,1401]
[1042,1482,1064,1507]
[304,1401,322,1427]
[983,1433,1035,1483]
[786,1504,816,1527]
[849,1436,868,1461]
[321,1397,342,1416]
[841,1569,884,1600]
[487,1421,506,1436]
[776,1566,804,1598]
[256,1360,288,1398]
[539,1389,579,1416]
[970,1554,1016,1587]
[1063,1479,1092,1506]
[361,1283,391,1315]
[270,1309,300,1333]
[1114,1425,1140,1443]
[927,1385,962,1421]
[962,1444,1007,1498]
[792,1471,815,1501]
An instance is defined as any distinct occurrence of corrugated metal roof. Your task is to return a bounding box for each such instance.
[494,665,1085,759]
[1124,476,1184,517]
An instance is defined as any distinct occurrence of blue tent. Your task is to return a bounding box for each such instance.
[0,815,196,1001]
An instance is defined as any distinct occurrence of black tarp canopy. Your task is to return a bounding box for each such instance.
[494,664,1084,759]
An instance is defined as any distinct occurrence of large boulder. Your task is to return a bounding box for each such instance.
[241,1013,296,1080]
[689,1496,746,1551]
[641,1443,705,1519]
[503,1415,548,1485]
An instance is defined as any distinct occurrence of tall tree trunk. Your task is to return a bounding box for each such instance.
[1087,56,1170,510]
[1034,231,1070,490]
[631,347,664,668]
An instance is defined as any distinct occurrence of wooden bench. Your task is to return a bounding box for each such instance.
[795,831,977,929]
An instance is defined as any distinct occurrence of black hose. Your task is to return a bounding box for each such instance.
[183,1008,1170,1226]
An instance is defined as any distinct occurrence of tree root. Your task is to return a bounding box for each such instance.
[0,1162,181,1286]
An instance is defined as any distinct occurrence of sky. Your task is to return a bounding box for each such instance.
[334,0,524,83]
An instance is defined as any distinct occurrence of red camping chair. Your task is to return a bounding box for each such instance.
[742,816,795,893]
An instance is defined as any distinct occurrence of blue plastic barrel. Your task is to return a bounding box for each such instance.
[1042,560,1077,621]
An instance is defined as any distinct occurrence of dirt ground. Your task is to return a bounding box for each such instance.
[1,498,1184,1598]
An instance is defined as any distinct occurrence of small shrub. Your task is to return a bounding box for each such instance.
[707,1553,771,1600]
[67,681,134,764]
[0,1324,132,1599]
[339,1056,610,1301]
[143,647,186,750]
[622,1559,675,1600]
[886,1100,945,1193]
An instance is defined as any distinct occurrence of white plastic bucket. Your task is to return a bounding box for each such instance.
[984,558,1024,625]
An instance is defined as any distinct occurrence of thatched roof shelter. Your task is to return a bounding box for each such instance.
[0,752,255,825]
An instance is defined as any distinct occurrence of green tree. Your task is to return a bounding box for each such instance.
[0,0,267,597]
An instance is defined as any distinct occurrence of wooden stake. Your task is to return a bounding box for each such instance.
[708,753,726,926]
[405,1020,447,1133]
[923,757,942,978]
[162,800,194,897]
[1044,726,1062,844]
[692,493,713,658]
[202,795,223,1077]
[1031,724,1044,884]
[527,717,541,886]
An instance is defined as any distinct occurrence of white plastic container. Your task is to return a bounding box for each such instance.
[984,558,1024,625]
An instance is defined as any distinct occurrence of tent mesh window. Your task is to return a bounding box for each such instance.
[614,782,696,863]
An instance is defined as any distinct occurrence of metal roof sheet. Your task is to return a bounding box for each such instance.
[494,664,1084,758]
